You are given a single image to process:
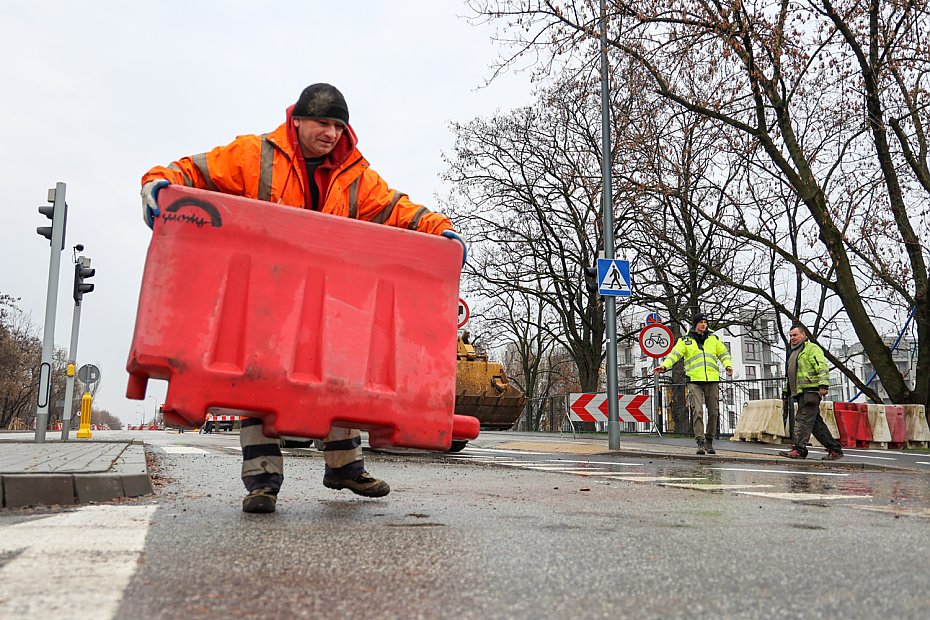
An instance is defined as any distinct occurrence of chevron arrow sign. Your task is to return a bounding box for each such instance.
[568,393,652,423]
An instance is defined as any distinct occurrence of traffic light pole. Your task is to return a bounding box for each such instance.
[35,182,67,443]
[60,296,83,440]
[63,253,95,439]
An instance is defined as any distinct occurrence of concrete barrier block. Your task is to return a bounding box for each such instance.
[903,404,930,442]
[867,404,892,443]
[732,399,785,444]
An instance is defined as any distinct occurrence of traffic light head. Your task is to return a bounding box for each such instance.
[583,266,599,293]
[73,257,95,303]
[37,186,68,250]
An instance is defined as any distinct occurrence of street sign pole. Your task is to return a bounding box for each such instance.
[600,3,620,451]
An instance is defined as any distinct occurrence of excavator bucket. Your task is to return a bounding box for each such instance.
[454,334,527,431]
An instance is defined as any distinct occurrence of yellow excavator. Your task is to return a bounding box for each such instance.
[283,331,526,451]
[450,331,527,451]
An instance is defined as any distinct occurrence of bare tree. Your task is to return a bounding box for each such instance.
[443,76,614,392]
[468,0,930,407]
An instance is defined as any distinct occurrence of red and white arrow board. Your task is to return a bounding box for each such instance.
[569,393,652,423]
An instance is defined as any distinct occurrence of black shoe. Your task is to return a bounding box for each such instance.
[323,471,391,497]
[242,488,277,513]
[821,450,843,461]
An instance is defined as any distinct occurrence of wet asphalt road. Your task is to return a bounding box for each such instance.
[0,433,930,619]
[98,431,930,619]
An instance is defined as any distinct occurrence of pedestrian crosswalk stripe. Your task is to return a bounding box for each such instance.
[161,446,209,454]
[0,505,156,620]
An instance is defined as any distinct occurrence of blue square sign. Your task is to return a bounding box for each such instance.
[597,259,631,297]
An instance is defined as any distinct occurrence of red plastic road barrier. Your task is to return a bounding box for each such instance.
[885,405,907,446]
[852,403,873,447]
[834,402,860,448]
[125,186,478,450]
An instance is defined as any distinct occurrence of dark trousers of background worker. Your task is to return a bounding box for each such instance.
[239,418,365,493]
[792,390,843,456]
[687,381,718,447]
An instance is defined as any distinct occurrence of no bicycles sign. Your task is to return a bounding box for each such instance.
[639,324,674,358]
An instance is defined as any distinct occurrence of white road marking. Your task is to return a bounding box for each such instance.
[0,505,156,620]
[570,471,652,476]
[853,505,930,518]
[447,456,519,463]
[161,446,209,454]
[736,491,871,501]
[660,483,775,491]
[608,476,708,482]
[223,446,243,451]
[844,447,910,456]
[517,466,650,475]
[761,447,896,461]
[712,467,849,477]
[916,461,930,465]
[461,447,549,455]
[542,459,644,467]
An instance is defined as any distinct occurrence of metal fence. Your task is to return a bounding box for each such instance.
[514,377,787,437]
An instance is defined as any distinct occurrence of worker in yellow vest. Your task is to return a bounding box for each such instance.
[654,314,733,454]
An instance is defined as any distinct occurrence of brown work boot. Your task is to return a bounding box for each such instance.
[705,438,716,455]
[242,488,277,514]
[696,439,706,455]
[323,471,391,497]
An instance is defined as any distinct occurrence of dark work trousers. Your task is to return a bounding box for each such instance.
[793,391,843,456]
[687,381,719,443]
[240,418,366,493]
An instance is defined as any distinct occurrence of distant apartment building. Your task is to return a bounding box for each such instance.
[841,338,917,403]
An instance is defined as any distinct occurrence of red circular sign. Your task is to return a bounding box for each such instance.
[639,324,674,358]
[457,298,470,329]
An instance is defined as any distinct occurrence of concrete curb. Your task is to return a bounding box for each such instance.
[0,441,154,509]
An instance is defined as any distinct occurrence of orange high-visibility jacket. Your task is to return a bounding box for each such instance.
[142,106,454,235]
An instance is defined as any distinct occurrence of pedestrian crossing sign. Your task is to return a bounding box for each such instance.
[597,258,631,297]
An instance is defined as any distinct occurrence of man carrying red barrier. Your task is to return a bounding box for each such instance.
[781,324,843,461]
[140,83,467,513]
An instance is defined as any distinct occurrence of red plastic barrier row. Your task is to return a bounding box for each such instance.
[126,186,479,450]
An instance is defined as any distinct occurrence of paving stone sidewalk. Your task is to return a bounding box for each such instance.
[0,439,153,508]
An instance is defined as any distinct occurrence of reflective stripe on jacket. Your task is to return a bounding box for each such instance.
[141,106,453,236]
[660,331,732,383]
[786,341,830,396]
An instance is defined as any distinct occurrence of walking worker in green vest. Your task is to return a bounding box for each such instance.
[780,324,843,460]
[653,314,733,455]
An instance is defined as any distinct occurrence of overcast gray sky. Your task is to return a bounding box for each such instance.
[1,1,532,426]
